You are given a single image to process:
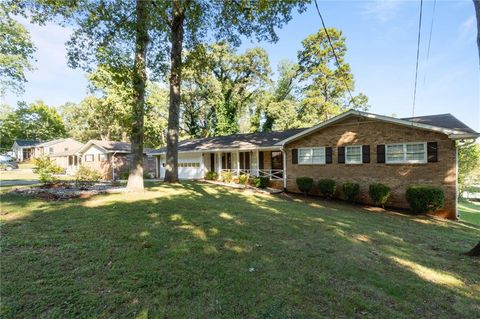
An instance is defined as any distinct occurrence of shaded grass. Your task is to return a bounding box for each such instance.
[1,182,479,318]
[458,200,480,225]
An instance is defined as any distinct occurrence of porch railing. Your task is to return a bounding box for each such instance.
[219,169,283,180]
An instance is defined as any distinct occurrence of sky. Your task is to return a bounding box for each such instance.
[3,0,480,132]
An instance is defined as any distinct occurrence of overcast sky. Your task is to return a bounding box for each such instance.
[3,0,480,131]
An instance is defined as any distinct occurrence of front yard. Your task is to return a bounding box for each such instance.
[1,182,479,318]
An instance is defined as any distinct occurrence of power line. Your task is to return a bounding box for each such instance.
[313,0,358,108]
[412,0,424,117]
[423,0,436,87]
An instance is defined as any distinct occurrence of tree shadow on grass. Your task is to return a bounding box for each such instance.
[1,181,479,318]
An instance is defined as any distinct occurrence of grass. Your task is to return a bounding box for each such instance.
[458,200,480,225]
[1,182,479,318]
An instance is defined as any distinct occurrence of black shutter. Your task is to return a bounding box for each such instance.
[325,147,332,164]
[259,151,264,169]
[338,147,345,164]
[292,149,298,164]
[377,145,385,163]
[362,145,370,163]
[427,142,438,162]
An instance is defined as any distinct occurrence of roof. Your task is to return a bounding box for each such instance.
[49,146,84,157]
[77,140,154,155]
[13,139,40,147]
[150,128,307,155]
[36,138,81,147]
[277,110,479,146]
[401,114,478,135]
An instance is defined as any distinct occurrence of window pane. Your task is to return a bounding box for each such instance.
[386,145,404,162]
[312,147,325,164]
[299,149,312,164]
[346,146,362,163]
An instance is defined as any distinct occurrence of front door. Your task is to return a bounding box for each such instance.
[271,151,283,178]
[239,152,250,170]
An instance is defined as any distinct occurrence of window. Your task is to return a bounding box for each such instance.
[386,142,426,164]
[98,154,107,161]
[345,145,362,164]
[49,147,54,154]
[85,154,94,162]
[298,147,325,164]
[179,162,200,168]
[64,147,69,151]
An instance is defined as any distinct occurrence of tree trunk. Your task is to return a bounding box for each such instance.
[164,1,184,183]
[127,0,148,192]
[474,0,480,64]
[464,241,480,257]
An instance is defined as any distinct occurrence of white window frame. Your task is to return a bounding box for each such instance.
[85,154,94,162]
[298,147,326,165]
[386,142,427,164]
[345,145,363,164]
[98,154,108,162]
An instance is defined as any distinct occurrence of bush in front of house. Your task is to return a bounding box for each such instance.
[342,182,360,203]
[238,174,250,187]
[369,183,391,207]
[75,165,101,189]
[220,171,234,183]
[143,171,154,179]
[254,176,270,189]
[296,177,314,195]
[33,157,63,186]
[406,185,444,214]
[119,169,129,180]
[318,179,336,199]
[205,171,218,180]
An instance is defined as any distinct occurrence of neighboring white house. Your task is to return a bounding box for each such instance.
[11,139,41,162]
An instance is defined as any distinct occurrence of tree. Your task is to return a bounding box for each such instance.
[182,42,271,137]
[297,28,368,125]
[0,4,36,95]
[474,0,480,64]
[0,100,66,149]
[458,143,480,196]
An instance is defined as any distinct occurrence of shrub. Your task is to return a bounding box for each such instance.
[220,171,234,183]
[205,171,218,180]
[343,182,360,203]
[74,165,101,189]
[296,177,314,195]
[33,157,63,186]
[143,171,154,179]
[119,170,129,180]
[369,183,391,207]
[406,185,444,214]
[318,179,336,199]
[254,176,270,189]
[238,174,250,187]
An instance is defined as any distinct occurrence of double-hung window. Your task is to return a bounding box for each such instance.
[298,147,325,164]
[345,145,362,164]
[85,154,94,162]
[386,142,426,164]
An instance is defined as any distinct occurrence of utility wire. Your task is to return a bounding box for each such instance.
[412,0,424,117]
[423,0,436,87]
[313,0,358,108]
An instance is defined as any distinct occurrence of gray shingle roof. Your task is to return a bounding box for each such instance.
[91,140,133,152]
[401,113,478,134]
[36,138,79,147]
[14,139,40,147]
[152,128,307,154]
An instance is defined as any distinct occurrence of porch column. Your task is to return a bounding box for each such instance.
[236,150,240,176]
[200,153,205,178]
[256,149,260,176]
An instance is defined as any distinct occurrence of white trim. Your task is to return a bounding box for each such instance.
[297,147,326,165]
[275,110,478,146]
[345,145,363,164]
[385,142,427,164]
[148,145,283,156]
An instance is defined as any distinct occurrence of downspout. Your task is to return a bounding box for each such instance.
[455,139,477,219]
[111,152,117,181]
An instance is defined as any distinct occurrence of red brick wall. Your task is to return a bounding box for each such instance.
[284,116,457,219]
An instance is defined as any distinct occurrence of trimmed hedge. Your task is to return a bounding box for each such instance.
[296,177,314,195]
[318,179,336,199]
[205,171,218,180]
[255,176,270,189]
[369,183,391,207]
[406,185,444,214]
[343,182,360,203]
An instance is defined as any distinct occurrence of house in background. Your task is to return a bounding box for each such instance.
[150,110,479,220]
[76,140,156,179]
[34,138,83,159]
[11,139,40,162]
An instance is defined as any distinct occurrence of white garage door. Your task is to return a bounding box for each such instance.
[159,153,203,179]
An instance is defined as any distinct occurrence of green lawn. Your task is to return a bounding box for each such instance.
[1,182,479,318]
[458,200,480,225]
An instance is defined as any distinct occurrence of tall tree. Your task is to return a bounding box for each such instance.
[474,0,480,64]
[297,28,368,125]
[0,101,66,149]
[0,4,36,95]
